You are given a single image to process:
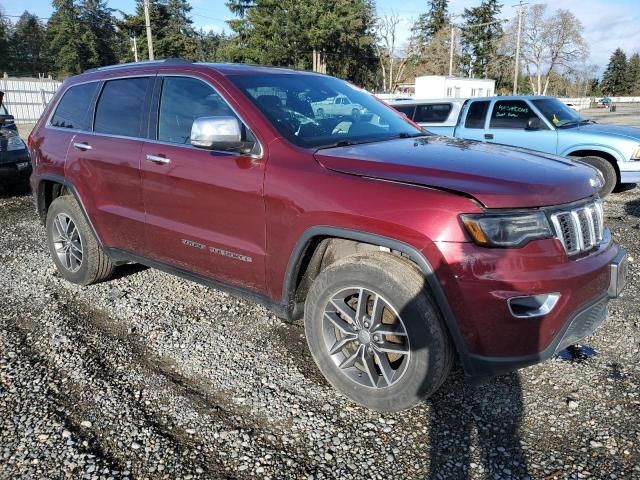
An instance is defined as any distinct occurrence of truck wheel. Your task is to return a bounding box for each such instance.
[304,252,454,411]
[578,156,617,198]
[46,195,115,285]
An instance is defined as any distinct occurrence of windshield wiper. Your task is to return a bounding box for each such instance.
[315,139,357,150]
[397,132,429,138]
[557,119,593,128]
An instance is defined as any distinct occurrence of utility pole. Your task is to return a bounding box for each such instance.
[143,0,154,60]
[449,25,456,76]
[513,1,528,94]
[131,36,139,62]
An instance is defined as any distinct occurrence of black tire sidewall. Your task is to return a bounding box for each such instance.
[304,254,451,411]
[46,196,92,285]
[579,156,617,198]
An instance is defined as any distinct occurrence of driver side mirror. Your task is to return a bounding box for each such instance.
[525,117,543,131]
[190,116,255,154]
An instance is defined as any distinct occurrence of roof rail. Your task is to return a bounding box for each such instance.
[84,58,192,74]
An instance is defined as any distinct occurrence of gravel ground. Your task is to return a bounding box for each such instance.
[0,185,638,480]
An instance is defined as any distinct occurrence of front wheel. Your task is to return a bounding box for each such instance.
[304,252,454,411]
[578,155,617,198]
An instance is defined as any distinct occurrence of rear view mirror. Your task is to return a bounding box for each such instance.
[190,116,254,153]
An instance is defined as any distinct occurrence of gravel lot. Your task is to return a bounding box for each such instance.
[3,121,640,479]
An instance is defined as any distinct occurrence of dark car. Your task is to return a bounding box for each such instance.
[28,60,627,411]
[0,92,32,190]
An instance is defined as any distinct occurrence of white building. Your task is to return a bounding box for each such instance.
[415,75,495,99]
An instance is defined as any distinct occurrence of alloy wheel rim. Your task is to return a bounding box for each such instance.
[322,287,410,389]
[52,213,83,273]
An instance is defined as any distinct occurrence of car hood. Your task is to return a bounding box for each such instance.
[571,123,640,141]
[314,136,600,209]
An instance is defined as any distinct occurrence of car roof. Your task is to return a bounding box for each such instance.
[71,59,320,81]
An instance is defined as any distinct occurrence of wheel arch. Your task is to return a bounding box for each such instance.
[283,226,469,364]
[565,148,621,183]
[35,174,105,249]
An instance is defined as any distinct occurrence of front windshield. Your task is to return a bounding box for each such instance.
[0,104,7,115]
[531,98,587,128]
[229,73,424,148]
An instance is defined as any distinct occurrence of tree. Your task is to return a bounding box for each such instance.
[9,12,49,76]
[47,0,96,77]
[627,53,640,95]
[374,14,414,92]
[411,0,449,49]
[460,0,503,78]
[601,49,629,96]
[80,0,119,68]
[520,5,588,95]
[225,0,378,87]
[121,0,199,61]
[0,8,15,74]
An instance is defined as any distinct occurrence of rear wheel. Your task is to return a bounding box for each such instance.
[304,252,454,411]
[578,155,617,198]
[46,195,115,285]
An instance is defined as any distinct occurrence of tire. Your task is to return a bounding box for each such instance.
[578,155,617,198]
[304,252,454,411]
[46,195,115,285]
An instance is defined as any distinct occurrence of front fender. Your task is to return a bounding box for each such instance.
[560,143,624,163]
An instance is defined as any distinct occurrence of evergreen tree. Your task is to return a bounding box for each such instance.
[10,12,49,76]
[0,9,14,74]
[226,0,378,86]
[121,0,198,61]
[411,0,449,49]
[47,0,96,77]
[601,48,629,95]
[627,53,640,95]
[80,0,119,67]
[460,0,502,78]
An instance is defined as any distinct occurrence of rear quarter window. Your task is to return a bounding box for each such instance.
[464,101,490,129]
[50,82,100,130]
[413,103,452,123]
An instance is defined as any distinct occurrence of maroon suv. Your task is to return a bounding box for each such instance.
[29,60,627,411]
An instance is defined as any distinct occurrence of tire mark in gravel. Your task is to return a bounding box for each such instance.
[1,324,129,477]
[7,291,309,478]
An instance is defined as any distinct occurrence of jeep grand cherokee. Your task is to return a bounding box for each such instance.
[28,60,627,411]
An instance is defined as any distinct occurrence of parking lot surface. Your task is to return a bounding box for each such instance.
[0,180,639,479]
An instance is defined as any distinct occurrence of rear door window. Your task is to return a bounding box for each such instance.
[413,103,452,123]
[50,82,100,130]
[158,76,235,145]
[489,100,538,129]
[464,101,490,129]
[94,77,151,137]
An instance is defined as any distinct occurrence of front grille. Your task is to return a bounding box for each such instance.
[550,199,604,256]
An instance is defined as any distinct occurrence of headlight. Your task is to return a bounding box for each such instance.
[7,135,27,152]
[460,211,552,247]
[632,146,640,160]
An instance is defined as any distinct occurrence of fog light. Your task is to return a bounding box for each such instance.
[508,293,560,318]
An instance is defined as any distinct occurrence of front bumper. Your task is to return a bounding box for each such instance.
[0,150,32,184]
[433,234,626,378]
[620,160,640,184]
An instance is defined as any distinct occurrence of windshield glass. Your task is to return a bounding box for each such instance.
[229,73,424,148]
[0,104,7,115]
[531,98,587,127]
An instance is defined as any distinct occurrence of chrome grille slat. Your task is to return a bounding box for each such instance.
[550,200,604,257]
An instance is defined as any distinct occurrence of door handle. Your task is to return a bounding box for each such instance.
[73,142,92,151]
[146,154,171,165]
[484,133,494,140]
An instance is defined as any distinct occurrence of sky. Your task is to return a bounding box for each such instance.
[2,0,639,77]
